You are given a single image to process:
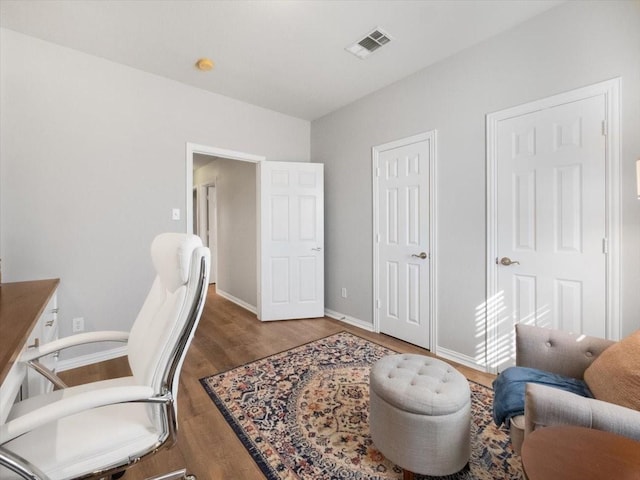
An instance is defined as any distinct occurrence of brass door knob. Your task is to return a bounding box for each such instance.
[499,257,520,266]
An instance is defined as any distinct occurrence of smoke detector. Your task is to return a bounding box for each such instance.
[345,28,392,59]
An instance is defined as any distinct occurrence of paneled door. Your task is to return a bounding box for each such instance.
[374,132,434,350]
[494,94,607,366]
[258,161,324,321]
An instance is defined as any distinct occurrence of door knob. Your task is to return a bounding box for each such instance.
[411,252,428,259]
[498,257,520,266]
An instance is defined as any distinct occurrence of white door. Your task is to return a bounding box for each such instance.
[258,161,324,321]
[207,185,217,284]
[495,94,607,362]
[375,134,433,349]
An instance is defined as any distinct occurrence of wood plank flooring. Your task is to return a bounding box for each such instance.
[58,286,495,480]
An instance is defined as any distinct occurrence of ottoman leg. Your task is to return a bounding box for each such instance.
[403,470,414,480]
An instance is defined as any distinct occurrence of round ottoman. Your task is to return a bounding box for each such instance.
[369,354,471,478]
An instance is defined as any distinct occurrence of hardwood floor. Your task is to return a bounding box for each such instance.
[58,286,495,480]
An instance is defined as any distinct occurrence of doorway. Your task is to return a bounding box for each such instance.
[372,131,437,351]
[206,184,217,284]
[186,143,326,321]
[486,79,621,373]
[187,143,264,313]
[195,182,217,284]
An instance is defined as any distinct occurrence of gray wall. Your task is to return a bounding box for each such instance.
[2,1,639,368]
[312,1,640,363]
[194,158,257,307]
[0,28,309,360]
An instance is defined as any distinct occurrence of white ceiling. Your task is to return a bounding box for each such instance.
[0,0,563,121]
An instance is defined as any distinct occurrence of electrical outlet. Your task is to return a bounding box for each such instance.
[172,208,181,220]
[72,317,85,333]
[341,287,347,298]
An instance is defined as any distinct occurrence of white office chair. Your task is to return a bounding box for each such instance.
[0,233,210,480]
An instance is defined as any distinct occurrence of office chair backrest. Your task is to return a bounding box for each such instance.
[0,233,210,480]
[128,233,209,396]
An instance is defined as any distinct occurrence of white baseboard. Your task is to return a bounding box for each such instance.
[57,346,128,372]
[55,314,486,378]
[324,308,375,332]
[436,345,487,373]
[216,289,257,314]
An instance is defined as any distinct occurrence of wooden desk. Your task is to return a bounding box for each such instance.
[521,426,640,480]
[0,279,59,421]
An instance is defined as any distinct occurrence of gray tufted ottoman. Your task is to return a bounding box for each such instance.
[369,354,471,479]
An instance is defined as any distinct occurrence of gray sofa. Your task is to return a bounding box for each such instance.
[509,323,640,453]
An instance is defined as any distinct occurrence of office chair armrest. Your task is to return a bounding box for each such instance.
[20,331,130,362]
[524,383,640,440]
[0,385,155,445]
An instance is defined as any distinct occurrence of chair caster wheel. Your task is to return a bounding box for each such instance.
[185,475,196,480]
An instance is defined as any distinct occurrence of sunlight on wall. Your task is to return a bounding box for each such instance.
[474,290,554,371]
[474,291,509,369]
[475,290,553,371]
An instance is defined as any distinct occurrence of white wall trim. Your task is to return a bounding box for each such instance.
[371,130,438,353]
[57,346,127,372]
[486,78,622,373]
[185,142,265,235]
[324,308,375,332]
[436,346,485,372]
[216,288,257,315]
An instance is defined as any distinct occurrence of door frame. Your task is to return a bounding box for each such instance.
[206,184,218,283]
[196,182,217,283]
[372,130,438,353]
[186,143,265,236]
[486,78,621,373]
[195,183,212,241]
[186,143,265,309]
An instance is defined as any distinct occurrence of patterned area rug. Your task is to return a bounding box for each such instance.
[200,332,523,479]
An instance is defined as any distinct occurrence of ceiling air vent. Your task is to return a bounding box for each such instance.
[345,28,392,59]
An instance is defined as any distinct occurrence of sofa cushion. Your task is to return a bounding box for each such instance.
[584,329,640,411]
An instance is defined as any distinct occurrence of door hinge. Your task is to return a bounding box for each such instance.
[601,120,608,136]
[376,233,380,243]
[376,167,381,177]
[602,237,608,254]
[376,299,381,308]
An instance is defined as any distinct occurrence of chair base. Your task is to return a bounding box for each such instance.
[146,469,195,480]
[104,469,195,480]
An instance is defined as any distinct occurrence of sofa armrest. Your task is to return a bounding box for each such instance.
[524,383,640,442]
[515,324,614,379]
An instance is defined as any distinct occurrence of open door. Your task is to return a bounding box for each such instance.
[258,161,324,321]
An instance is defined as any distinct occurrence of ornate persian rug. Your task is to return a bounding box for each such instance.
[200,332,523,480]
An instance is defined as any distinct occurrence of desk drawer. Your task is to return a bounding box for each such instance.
[0,359,26,424]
